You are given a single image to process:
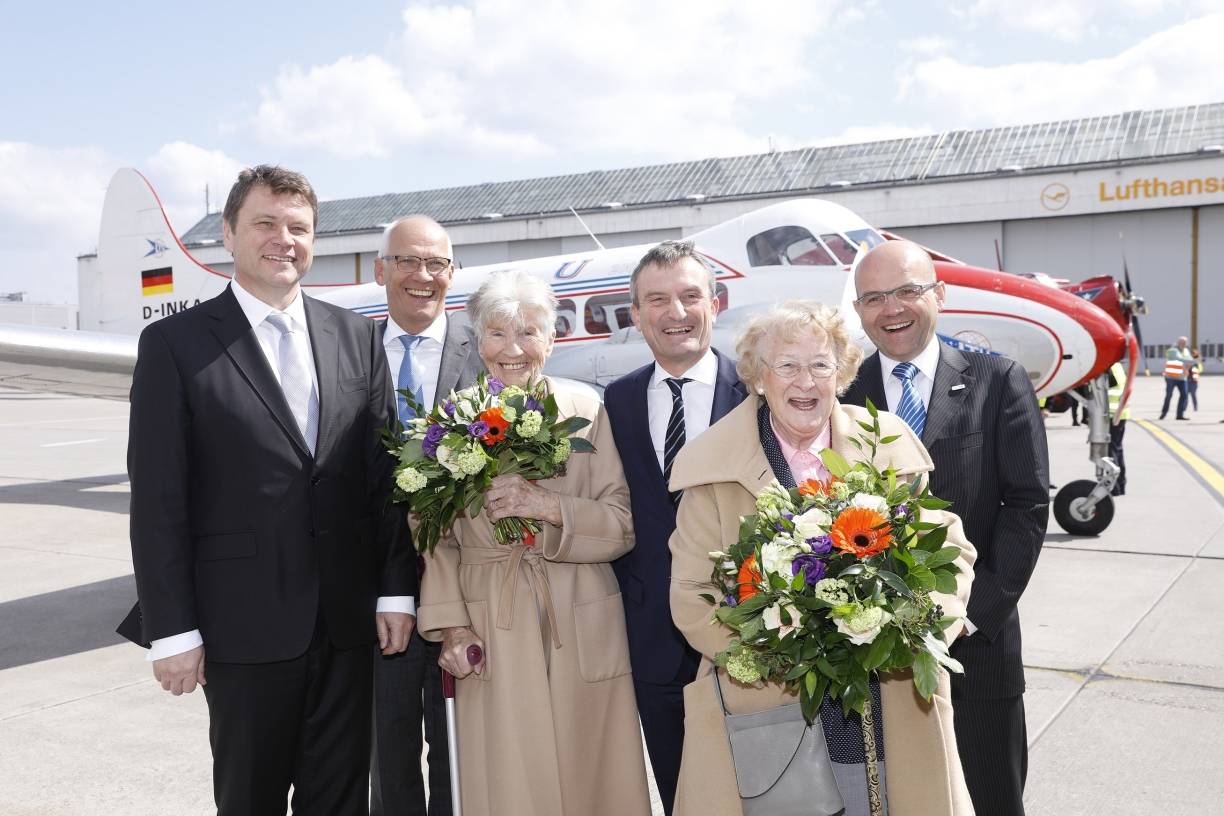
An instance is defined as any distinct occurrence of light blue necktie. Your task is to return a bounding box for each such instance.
[891,361,927,438]
[397,334,426,422]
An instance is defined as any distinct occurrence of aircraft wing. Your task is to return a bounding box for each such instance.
[0,323,136,400]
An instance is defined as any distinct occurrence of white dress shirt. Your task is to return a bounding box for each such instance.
[878,338,941,415]
[648,349,719,472]
[148,281,411,661]
[383,312,448,410]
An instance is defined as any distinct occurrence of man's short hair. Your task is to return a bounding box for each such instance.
[223,165,319,230]
[629,240,717,305]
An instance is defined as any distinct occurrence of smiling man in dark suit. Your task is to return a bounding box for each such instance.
[604,240,746,815]
[841,239,1048,816]
[370,215,485,816]
[123,165,415,815]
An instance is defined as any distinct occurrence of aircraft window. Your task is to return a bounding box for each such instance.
[746,225,838,267]
[555,299,577,338]
[846,228,886,251]
[820,233,859,265]
[585,292,634,335]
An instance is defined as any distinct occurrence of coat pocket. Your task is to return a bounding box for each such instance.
[194,531,256,561]
[340,375,368,393]
[573,592,632,683]
[464,600,492,682]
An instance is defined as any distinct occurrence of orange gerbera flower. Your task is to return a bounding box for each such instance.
[799,476,840,498]
[478,407,511,447]
[830,507,893,558]
[737,554,762,603]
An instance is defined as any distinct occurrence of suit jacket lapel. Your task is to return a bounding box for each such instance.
[434,315,474,404]
[710,349,747,423]
[305,296,338,460]
[630,363,668,492]
[207,287,311,458]
[922,342,971,447]
[859,352,890,413]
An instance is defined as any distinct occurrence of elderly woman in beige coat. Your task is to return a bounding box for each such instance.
[417,270,651,816]
[668,301,977,816]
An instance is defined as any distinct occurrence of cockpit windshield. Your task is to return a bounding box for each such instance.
[845,228,886,252]
[746,224,885,268]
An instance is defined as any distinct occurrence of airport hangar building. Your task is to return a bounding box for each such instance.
[177,102,1224,374]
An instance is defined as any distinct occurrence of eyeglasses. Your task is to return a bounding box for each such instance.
[768,360,839,380]
[382,255,453,276]
[854,281,939,309]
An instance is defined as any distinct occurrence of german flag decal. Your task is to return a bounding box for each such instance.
[142,266,173,296]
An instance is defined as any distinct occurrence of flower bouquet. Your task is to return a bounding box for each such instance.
[705,401,965,726]
[385,373,595,552]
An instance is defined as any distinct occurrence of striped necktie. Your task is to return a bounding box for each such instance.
[397,334,426,422]
[891,361,927,438]
[265,312,319,454]
[663,377,691,505]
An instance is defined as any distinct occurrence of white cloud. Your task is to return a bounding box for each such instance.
[248,0,848,161]
[950,0,1195,41]
[145,142,246,235]
[902,13,1224,126]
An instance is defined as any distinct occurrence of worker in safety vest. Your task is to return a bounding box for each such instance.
[1108,362,1131,496]
[1159,337,1192,421]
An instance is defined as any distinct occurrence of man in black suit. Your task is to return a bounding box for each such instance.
[370,215,485,816]
[123,165,415,815]
[605,240,746,815]
[841,240,1048,816]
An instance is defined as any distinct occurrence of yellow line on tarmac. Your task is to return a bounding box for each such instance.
[1135,419,1224,498]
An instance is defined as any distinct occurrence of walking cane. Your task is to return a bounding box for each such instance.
[443,643,483,816]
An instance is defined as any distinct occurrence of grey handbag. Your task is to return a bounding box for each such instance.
[713,671,845,816]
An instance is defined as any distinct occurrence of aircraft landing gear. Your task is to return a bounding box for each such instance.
[1052,374,1119,536]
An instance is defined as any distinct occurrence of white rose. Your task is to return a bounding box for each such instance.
[793,507,832,540]
[763,601,801,637]
[834,606,892,645]
[850,493,889,514]
[435,445,463,476]
[760,538,800,579]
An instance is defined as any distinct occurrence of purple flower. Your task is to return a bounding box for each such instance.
[442,399,456,417]
[424,424,446,444]
[525,396,543,412]
[782,512,794,521]
[468,420,489,438]
[488,378,505,395]
[724,594,739,607]
[807,535,833,556]
[791,553,827,586]
[894,502,913,521]
[774,521,786,532]
[422,438,440,459]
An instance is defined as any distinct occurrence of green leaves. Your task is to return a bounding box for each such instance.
[913,650,939,699]
[820,448,851,478]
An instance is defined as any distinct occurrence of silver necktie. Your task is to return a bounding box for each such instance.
[265,312,319,454]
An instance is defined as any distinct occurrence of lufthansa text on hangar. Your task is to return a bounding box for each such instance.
[177,102,1224,373]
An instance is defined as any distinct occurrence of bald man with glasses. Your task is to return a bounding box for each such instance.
[371,216,486,816]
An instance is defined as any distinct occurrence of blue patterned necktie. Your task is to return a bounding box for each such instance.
[891,361,927,438]
[397,334,426,422]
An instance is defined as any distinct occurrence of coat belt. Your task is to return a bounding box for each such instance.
[459,545,562,649]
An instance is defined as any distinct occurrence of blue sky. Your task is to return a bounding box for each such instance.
[2,0,1221,302]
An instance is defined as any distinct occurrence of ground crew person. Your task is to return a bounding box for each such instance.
[1108,362,1130,495]
[1160,337,1192,420]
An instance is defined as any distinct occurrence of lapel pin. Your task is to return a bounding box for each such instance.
[950,384,966,392]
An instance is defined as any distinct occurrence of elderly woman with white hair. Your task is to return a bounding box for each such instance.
[417,270,651,816]
[667,300,977,816]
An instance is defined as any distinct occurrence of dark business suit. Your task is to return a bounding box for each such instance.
[371,315,485,816]
[605,350,746,816]
[122,285,413,815]
[842,342,1048,816]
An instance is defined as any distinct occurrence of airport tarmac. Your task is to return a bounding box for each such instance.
[1,375,1220,815]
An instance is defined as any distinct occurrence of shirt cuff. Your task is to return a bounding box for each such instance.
[963,618,978,636]
[147,630,204,661]
[377,596,417,615]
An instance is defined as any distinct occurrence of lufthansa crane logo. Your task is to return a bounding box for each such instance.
[1040,183,1070,211]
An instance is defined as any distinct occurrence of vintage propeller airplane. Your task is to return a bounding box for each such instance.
[0,168,1143,533]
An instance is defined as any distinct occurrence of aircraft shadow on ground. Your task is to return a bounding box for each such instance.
[0,574,136,670]
[0,473,129,514]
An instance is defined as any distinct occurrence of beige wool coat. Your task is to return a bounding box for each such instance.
[418,379,651,816]
[668,396,977,816]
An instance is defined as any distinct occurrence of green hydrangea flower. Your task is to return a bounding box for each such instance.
[552,437,572,464]
[516,410,543,438]
[726,649,763,684]
[814,578,850,605]
[394,467,427,493]
[456,447,488,476]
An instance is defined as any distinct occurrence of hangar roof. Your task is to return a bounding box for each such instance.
[181,102,1224,244]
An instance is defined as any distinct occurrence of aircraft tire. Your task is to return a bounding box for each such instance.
[1053,479,1114,536]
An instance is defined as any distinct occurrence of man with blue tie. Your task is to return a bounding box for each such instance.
[371,216,485,816]
[841,240,1048,816]
[604,240,746,815]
